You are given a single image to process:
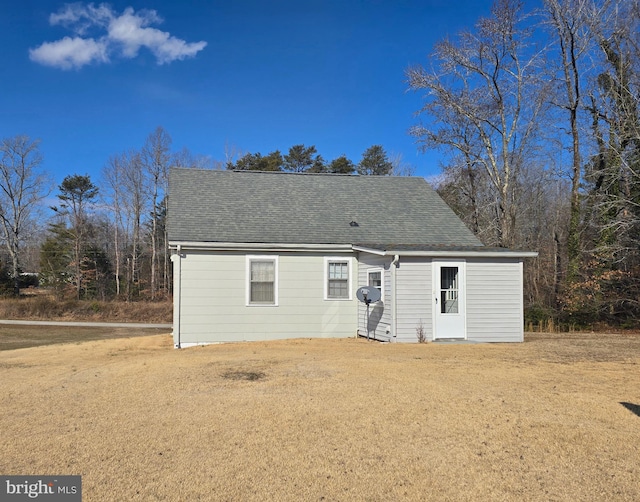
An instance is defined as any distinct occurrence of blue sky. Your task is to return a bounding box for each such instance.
[1,0,497,186]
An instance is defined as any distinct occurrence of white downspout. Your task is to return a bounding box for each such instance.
[391,255,400,342]
[170,245,182,348]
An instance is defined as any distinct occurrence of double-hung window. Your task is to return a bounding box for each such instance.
[325,258,351,300]
[367,268,383,297]
[247,256,278,305]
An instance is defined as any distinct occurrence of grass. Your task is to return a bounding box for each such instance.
[0,294,172,323]
[0,325,170,351]
[0,332,639,501]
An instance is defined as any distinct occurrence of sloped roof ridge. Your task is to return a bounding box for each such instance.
[170,167,418,180]
[227,169,356,177]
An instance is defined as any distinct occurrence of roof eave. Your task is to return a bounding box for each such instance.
[169,241,354,253]
[352,245,538,259]
[169,241,538,258]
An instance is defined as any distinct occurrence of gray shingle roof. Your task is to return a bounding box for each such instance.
[167,168,483,247]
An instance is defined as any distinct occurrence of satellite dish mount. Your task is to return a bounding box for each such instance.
[356,286,381,340]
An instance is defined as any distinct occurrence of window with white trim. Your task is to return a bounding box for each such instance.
[325,258,351,300]
[247,256,278,305]
[367,268,383,297]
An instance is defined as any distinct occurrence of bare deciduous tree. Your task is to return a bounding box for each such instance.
[0,135,50,295]
[121,151,146,300]
[388,152,416,177]
[102,154,127,297]
[173,147,220,170]
[542,0,599,281]
[142,126,172,299]
[407,0,548,247]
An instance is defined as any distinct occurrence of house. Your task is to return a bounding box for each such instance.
[167,168,536,346]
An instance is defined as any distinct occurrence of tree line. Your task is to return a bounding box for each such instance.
[38,127,179,301]
[407,0,640,327]
[226,144,398,175]
[0,130,404,301]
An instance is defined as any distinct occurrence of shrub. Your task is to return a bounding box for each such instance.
[416,319,427,343]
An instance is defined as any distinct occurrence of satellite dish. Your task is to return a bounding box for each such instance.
[356,286,381,305]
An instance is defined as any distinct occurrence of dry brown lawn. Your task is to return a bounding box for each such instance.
[0,296,173,323]
[1,332,639,501]
[0,324,169,351]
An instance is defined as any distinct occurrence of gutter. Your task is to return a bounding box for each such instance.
[391,254,400,342]
[170,244,182,348]
[394,250,539,258]
[169,241,354,253]
[352,245,538,259]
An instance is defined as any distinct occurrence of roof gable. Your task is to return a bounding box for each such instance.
[167,169,483,247]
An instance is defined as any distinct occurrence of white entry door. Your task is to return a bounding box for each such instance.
[433,261,466,339]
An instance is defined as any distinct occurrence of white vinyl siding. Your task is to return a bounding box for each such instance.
[357,254,392,341]
[395,258,432,343]
[176,251,356,344]
[173,250,525,345]
[392,257,524,343]
[465,258,524,342]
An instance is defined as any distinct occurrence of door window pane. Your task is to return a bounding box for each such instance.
[440,267,459,314]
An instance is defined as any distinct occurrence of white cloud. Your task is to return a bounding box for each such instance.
[152,37,208,65]
[107,7,207,64]
[29,36,109,69]
[49,3,112,32]
[29,3,207,69]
